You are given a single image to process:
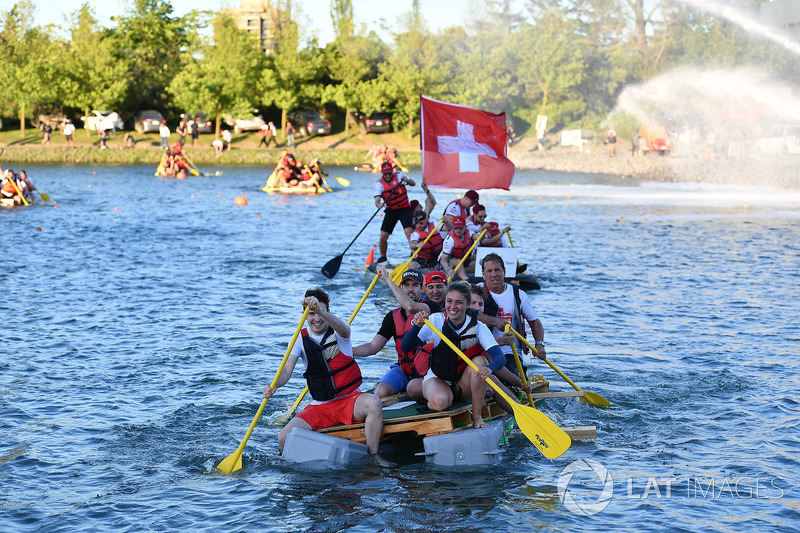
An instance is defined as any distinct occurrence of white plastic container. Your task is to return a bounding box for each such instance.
[281,427,368,467]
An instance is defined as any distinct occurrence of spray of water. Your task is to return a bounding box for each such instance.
[680,0,800,58]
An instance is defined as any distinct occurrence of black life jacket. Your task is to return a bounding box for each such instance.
[430,309,485,383]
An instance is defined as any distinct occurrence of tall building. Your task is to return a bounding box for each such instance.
[227,0,286,54]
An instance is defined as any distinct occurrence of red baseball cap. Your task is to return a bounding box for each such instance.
[452,215,466,228]
[381,161,393,174]
[472,204,486,215]
[424,271,447,285]
[488,221,500,235]
[465,190,479,202]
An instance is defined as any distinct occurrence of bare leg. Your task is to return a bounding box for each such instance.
[378,231,390,260]
[374,381,397,398]
[353,393,383,454]
[406,378,424,402]
[278,416,313,453]
[457,358,489,428]
[422,377,454,412]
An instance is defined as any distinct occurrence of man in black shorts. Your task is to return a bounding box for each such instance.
[373,160,416,264]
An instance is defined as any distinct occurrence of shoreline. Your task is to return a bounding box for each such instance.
[2,139,798,188]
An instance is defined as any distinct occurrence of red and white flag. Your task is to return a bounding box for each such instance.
[420,95,515,190]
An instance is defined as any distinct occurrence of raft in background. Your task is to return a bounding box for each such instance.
[365,260,541,292]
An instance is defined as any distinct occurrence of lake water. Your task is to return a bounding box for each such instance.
[2,163,798,532]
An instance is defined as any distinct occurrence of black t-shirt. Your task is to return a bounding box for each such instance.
[376,299,440,340]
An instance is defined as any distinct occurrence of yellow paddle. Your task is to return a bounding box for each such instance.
[335,176,350,186]
[446,228,487,282]
[7,176,29,207]
[216,306,311,474]
[424,319,571,459]
[506,325,534,406]
[39,192,50,201]
[283,273,381,419]
[390,219,444,284]
[510,327,612,408]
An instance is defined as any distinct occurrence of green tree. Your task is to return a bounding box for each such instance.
[113,0,191,114]
[330,0,353,39]
[259,5,326,132]
[0,1,59,137]
[60,4,129,137]
[169,13,264,136]
[322,30,387,136]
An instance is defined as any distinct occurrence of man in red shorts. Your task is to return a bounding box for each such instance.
[263,288,383,454]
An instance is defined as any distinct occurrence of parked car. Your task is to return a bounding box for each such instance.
[224,111,266,133]
[32,101,67,130]
[82,110,124,132]
[353,111,391,134]
[756,125,800,154]
[183,112,213,134]
[133,110,165,133]
[288,110,332,137]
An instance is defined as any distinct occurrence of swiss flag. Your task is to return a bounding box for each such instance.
[420,95,515,190]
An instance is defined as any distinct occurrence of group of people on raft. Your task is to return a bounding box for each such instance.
[263,160,540,457]
[156,142,193,178]
[1,166,37,207]
[265,253,546,456]
[270,151,329,190]
[364,143,405,172]
[372,159,523,279]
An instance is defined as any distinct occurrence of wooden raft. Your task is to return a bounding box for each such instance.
[320,377,559,443]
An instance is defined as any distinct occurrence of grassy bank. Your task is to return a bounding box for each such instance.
[0,128,422,168]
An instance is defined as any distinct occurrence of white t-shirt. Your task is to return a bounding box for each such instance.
[444,199,467,219]
[63,123,75,136]
[483,283,538,354]
[416,312,498,382]
[159,124,170,136]
[289,328,354,405]
[222,129,232,142]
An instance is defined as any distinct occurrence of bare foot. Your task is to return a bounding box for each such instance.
[472,418,488,429]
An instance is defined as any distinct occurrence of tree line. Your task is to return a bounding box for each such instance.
[1,0,796,139]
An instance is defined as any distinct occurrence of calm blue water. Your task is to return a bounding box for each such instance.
[2,163,798,532]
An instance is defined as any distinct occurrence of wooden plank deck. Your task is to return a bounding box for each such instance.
[319,376,552,443]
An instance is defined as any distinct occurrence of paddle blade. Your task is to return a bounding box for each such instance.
[216,449,244,474]
[40,193,50,201]
[336,177,350,186]
[189,167,200,176]
[389,261,410,285]
[581,391,612,408]
[321,254,343,278]
[511,402,572,459]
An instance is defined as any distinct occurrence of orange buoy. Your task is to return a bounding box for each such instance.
[36,227,42,231]
[234,196,248,206]
[176,171,186,179]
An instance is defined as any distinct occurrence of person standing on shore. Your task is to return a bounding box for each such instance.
[285,121,295,149]
[41,120,52,146]
[176,120,187,146]
[159,120,170,149]
[62,119,75,148]
[190,119,199,147]
[605,127,617,157]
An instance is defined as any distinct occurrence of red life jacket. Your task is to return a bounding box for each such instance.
[301,326,362,401]
[430,310,485,382]
[413,341,434,376]
[391,307,423,378]
[413,222,444,261]
[445,199,469,219]
[446,229,473,259]
[379,175,409,209]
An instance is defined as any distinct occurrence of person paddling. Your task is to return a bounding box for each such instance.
[263,288,383,454]
[401,282,507,429]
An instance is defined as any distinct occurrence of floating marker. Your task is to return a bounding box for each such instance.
[234,196,248,206]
